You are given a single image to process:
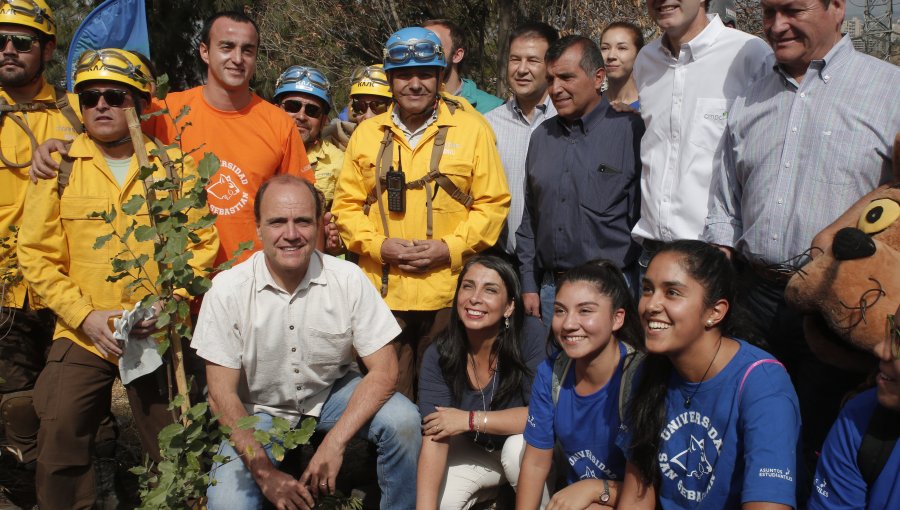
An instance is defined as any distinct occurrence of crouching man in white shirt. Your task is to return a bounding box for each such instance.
[192,175,420,510]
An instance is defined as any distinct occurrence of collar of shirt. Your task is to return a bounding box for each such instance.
[255,250,327,297]
[774,34,853,89]
[510,95,552,125]
[391,102,439,140]
[0,78,55,105]
[557,96,609,136]
[658,14,725,62]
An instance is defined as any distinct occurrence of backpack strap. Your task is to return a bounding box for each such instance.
[369,127,394,296]
[857,404,900,486]
[53,86,83,134]
[617,342,645,424]
[550,351,573,407]
[738,359,785,400]
[57,156,75,196]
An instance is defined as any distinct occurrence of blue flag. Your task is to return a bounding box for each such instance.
[65,0,150,91]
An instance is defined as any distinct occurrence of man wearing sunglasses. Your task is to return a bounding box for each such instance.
[274,65,344,210]
[0,0,81,496]
[333,26,509,401]
[17,48,219,510]
[324,64,393,152]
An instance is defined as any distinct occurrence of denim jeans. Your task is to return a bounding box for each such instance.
[206,371,421,509]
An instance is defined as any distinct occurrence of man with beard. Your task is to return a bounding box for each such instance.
[0,0,80,489]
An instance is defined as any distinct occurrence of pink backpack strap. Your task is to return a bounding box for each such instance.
[738,359,785,399]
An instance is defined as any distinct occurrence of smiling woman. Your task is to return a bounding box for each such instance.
[617,240,801,510]
[416,255,547,509]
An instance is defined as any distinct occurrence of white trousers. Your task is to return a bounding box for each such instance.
[438,434,551,510]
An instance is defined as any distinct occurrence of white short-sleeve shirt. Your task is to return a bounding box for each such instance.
[191,250,401,422]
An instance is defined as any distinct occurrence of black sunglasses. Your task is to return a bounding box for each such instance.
[0,33,39,53]
[351,98,390,116]
[279,100,322,117]
[78,89,130,109]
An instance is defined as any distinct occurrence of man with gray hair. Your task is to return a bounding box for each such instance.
[516,35,643,325]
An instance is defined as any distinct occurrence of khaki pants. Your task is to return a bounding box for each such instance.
[33,339,173,510]
[392,308,451,401]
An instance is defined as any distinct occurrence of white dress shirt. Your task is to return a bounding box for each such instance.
[631,15,772,244]
[191,251,401,422]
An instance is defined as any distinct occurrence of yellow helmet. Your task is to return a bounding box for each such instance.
[73,48,152,96]
[0,0,55,37]
[350,64,392,99]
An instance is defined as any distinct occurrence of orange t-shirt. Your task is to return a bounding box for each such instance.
[147,87,312,265]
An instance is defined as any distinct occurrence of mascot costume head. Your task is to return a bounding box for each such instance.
[785,134,900,372]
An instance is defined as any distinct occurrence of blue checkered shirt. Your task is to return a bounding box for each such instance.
[704,36,900,265]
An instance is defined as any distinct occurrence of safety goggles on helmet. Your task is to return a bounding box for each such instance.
[350,97,390,116]
[350,65,389,87]
[78,89,130,109]
[276,66,330,92]
[279,99,323,118]
[0,32,37,52]
[74,49,152,95]
[0,0,55,37]
[383,39,444,66]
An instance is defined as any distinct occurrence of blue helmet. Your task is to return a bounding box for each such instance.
[273,66,331,110]
[382,27,446,72]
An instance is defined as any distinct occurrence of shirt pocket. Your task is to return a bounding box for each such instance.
[305,326,353,369]
[59,196,110,262]
[810,128,855,186]
[431,160,473,213]
[689,98,730,153]
[580,163,624,215]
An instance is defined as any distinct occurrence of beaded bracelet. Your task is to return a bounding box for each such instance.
[468,410,476,432]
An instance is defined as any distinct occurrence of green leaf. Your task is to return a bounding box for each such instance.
[271,443,285,462]
[235,415,260,430]
[252,429,271,444]
[157,423,184,444]
[198,152,220,179]
[121,194,146,215]
[93,232,113,249]
[271,416,291,433]
[188,276,212,296]
[134,225,156,242]
[169,394,185,411]
[155,73,170,100]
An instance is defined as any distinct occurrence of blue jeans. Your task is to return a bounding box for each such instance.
[206,372,421,509]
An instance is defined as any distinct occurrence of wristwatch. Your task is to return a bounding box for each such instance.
[599,479,610,504]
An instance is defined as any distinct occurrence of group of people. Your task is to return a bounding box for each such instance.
[0,0,898,509]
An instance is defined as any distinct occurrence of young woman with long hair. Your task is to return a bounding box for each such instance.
[416,255,546,509]
[517,260,644,509]
[617,240,801,509]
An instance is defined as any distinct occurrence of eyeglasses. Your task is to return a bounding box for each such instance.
[276,66,331,91]
[279,100,322,117]
[383,39,444,65]
[888,314,900,360]
[0,33,38,53]
[350,65,389,86]
[351,97,390,115]
[75,49,150,84]
[78,89,130,109]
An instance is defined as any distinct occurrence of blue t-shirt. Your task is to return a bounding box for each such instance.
[618,340,800,509]
[524,343,628,484]
[808,388,900,509]
[418,316,547,449]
